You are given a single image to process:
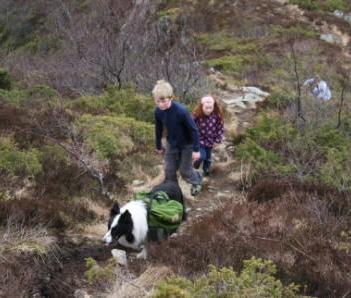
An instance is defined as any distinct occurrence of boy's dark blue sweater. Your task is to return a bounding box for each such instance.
[155,101,200,152]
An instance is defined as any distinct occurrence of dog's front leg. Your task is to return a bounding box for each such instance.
[136,245,147,259]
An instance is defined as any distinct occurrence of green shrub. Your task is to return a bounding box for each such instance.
[289,0,350,12]
[319,147,351,191]
[0,68,11,90]
[325,0,350,11]
[272,25,319,39]
[267,90,296,110]
[0,136,42,177]
[84,257,116,285]
[236,139,296,177]
[235,114,299,179]
[68,86,154,123]
[0,89,27,105]
[28,85,59,99]
[195,33,260,53]
[76,114,153,160]
[0,85,58,107]
[206,55,253,76]
[289,0,319,10]
[153,257,300,298]
[246,114,298,143]
[196,33,268,77]
[311,125,349,153]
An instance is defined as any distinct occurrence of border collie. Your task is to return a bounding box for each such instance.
[102,180,185,259]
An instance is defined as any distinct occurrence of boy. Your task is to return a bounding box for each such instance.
[152,80,202,196]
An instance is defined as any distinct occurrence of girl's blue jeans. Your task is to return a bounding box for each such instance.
[193,146,212,172]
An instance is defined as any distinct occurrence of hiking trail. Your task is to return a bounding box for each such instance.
[102,71,269,298]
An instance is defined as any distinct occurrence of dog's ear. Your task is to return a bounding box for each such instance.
[110,203,120,217]
[119,210,134,242]
[119,210,132,225]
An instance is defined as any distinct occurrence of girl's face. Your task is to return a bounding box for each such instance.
[201,96,215,115]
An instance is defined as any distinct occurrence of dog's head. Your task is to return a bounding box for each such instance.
[103,203,134,245]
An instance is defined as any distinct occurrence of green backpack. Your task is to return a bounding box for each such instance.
[134,191,184,234]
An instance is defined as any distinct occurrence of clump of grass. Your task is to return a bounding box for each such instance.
[0,217,57,260]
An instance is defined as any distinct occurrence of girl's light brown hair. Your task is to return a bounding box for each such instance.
[193,95,224,124]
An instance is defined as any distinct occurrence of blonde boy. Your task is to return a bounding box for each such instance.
[152,80,202,196]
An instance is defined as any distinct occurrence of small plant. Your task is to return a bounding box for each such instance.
[338,230,351,253]
[153,257,300,297]
[0,68,11,90]
[84,257,117,285]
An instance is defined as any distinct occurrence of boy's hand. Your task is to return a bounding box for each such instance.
[155,148,165,155]
[192,151,200,161]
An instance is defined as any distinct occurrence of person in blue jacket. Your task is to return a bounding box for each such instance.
[152,80,202,196]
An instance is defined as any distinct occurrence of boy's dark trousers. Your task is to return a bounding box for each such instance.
[164,144,202,185]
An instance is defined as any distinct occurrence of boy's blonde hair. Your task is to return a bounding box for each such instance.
[152,80,174,99]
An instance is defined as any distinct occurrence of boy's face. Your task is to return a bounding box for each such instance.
[155,96,172,110]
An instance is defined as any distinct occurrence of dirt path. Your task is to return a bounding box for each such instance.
[99,74,269,298]
[44,69,269,298]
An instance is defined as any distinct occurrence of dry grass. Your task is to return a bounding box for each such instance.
[0,216,58,261]
[108,266,172,298]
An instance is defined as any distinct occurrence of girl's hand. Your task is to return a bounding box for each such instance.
[192,151,200,161]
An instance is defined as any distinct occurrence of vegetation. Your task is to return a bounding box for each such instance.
[68,86,154,123]
[289,0,351,11]
[85,257,117,285]
[0,68,11,90]
[236,112,351,191]
[0,135,42,177]
[154,258,300,298]
[0,0,350,296]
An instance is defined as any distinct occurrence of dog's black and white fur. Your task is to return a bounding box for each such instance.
[102,180,184,259]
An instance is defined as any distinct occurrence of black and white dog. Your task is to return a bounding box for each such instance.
[102,180,185,259]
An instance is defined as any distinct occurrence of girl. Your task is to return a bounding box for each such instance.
[193,95,224,176]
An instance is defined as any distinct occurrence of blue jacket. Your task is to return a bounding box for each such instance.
[155,101,200,152]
